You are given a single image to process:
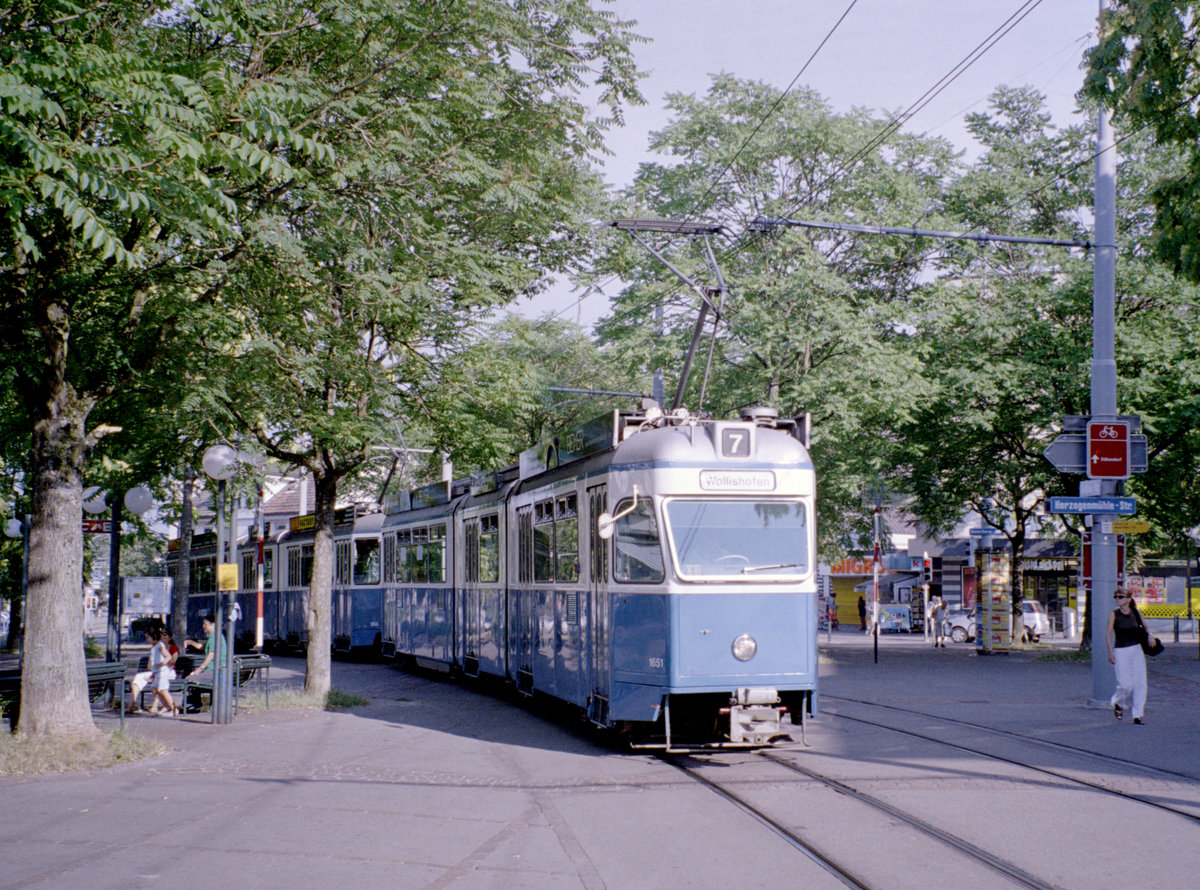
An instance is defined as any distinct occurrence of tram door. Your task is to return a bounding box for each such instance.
[515,506,535,693]
[587,485,610,724]
[462,519,482,677]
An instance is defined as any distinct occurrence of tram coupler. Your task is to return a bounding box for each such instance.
[723,687,789,745]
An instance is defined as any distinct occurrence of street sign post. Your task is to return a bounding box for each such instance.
[1087,420,1130,479]
[1044,431,1147,474]
[1046,496,1136,515]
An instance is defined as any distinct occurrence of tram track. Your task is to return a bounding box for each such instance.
[660,754,873,889]
[822,695,1200,826]
[660,752,1063,890]
[824,694,1200,782]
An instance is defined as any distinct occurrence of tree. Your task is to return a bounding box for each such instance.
[187,1,643,699]
[593,75,957,551]
[427,314,645,474]
[0,1,642,728]
[1085,1,1200,281]
[899,87,1200,645]
[895,87,1095,612]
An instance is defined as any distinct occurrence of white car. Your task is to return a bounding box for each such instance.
[1021,601,1051,642]
[943,602,1050,643]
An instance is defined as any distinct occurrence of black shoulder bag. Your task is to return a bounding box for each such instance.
[1132,604,1164,657]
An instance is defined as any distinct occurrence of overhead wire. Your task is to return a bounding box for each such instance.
[488,0,1104,418]
[536,0,863,332]
[572,0,1056,344]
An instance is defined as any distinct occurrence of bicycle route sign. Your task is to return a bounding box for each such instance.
[1087,420,1129,479]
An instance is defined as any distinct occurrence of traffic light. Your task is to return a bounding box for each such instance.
[922,553,932,587]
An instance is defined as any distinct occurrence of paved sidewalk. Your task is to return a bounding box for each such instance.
[2,635,1198,889]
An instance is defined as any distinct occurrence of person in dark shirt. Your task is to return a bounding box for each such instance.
[1106,588,1157,724]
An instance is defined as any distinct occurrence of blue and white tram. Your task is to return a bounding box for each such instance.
[384,403,818,749]
[235,530,282,650]
[332,509,385,655]
[381,487,459,666]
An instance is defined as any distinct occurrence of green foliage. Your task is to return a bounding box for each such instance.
[594,76,958,550]
[428,314,644,474]
[1085,1,1200,280]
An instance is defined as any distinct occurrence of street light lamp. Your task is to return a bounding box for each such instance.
[202,444,239,725]
[4,514,29,665]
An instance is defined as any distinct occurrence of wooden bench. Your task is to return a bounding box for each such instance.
[179,653,272,715]
[2,660,129,732]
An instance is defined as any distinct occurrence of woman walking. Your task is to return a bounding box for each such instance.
[1106,587,1157,725]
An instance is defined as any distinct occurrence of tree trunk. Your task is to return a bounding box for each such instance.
[1010,526,1026,641]
[304,471,336,700]
[19,389,97,736]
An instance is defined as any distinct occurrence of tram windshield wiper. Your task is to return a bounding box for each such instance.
[740,563,805,573]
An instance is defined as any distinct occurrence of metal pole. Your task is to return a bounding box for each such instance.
[18,515,29,667]
[256,484,265,651]
[872,494,881,663]
[1090,4,1120,703]
[106,496,123,662]
[214,479,231,724]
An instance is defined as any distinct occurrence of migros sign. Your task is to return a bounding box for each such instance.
[829,557,876,576]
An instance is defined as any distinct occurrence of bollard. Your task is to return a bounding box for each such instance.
[1174,615,1179,643]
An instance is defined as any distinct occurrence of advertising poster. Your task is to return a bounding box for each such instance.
[977,551,1012,653]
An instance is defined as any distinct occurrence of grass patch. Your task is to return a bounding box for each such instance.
[0,730,162,777]
[235,686,369,713]
[1036,649,1091,662]
[83,637,104,659]
[325,689,369,709]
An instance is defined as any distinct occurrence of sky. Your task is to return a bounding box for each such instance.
[513,0,1103,328]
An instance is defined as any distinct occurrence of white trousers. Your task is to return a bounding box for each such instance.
[1110,644,1147,719]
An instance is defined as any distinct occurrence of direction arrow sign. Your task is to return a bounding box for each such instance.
[1043,433,1148,474]
[1046,496,1136,515]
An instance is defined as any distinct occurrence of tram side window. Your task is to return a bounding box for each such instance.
[239,549,274,588]
[383,535,395,584]
[613,499,665,583]
[354,539,381,585]
[479,514,499,582]
[517,509,533,583]
[427,524,446,583]
[289,544,314,587]
[396,531,411,583]
[533,500,554,582]
[193,556,216,594]
[335,541,351,585]
[410,527,429,583]
[556,495,579,583]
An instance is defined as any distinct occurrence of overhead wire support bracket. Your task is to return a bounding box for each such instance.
[605,218,730,412]
[747,217,1091,250]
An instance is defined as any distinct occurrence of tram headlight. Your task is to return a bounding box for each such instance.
[731,633,757,662]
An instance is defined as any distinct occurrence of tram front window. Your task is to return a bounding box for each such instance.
[665,499,809,580]
[613,498,665,583]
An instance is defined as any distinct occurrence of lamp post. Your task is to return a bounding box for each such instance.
[97,486,155,663]
[4,514,30,665]
[202,444,239,725]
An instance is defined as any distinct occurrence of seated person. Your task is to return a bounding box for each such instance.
[182,614,228,708]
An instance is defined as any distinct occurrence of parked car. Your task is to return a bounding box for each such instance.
[1021,600,1050,642]
[943,608,976,643]
[943,602,1051,643]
